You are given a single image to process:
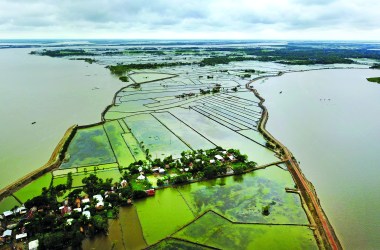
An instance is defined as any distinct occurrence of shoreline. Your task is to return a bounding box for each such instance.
[247,71,343,250]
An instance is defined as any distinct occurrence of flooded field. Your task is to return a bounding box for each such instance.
[255,69,380,249]
[2,41,376,249]
[135,167,316,248]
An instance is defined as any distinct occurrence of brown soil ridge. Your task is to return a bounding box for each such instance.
[246,74,342,250]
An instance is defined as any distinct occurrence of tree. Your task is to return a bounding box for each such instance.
[92,215,108,233]
[203,165,219,179]
[157,179,165,187]
[67,172,73,189]
[172,174,190,185]
[232,165,245,174]
[132,190,147,199]
[262,205,270,216]
[41,232,66,249]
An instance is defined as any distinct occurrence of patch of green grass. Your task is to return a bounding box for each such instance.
[13,173,52,202]
[52,176,67,187]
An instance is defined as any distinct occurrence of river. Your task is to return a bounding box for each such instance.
[0,48,124,189]
[255,69,380,249]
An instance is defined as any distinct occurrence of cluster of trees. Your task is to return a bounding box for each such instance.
[241,47,380,65]
[152,147,256,186]
[119,76,129,82]
[199,56,255,67]
[30,49,95,57]
[106,62,192,76]
[125,49,166,55]
[370,64,380,69]
[73,58,97,64]
[20,176,116,249]
[17,169,144,248]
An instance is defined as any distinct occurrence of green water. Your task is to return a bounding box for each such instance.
[174,211,318,250]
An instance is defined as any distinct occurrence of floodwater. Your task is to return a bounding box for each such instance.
[0,48,124,189]
[255,69,380,249]
[82,206,147,250]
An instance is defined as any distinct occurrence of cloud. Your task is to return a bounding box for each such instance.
[0,0,379,40]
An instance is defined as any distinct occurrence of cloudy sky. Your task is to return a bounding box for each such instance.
[0,0,379,40]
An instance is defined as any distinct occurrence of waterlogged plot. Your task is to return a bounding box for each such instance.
[152,112,215,150]
[60,125,116,169]
[135,188,194,245]
[170,107,278,165]
[177,167,309,225]
[237,129,268,146]
[174,211,318,250]
[103,120,135,168]
[125,114,190,159]
[121,133,146,162]
[14,173,52,203]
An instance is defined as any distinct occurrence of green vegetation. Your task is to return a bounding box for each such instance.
[106,62,192,76]
[119,76,129,82]
[370,63,380,69]
[73,58,97,64]
[30,49,95,57]
[199,56,255,66]
[14,173,52,203]
[367,77,380,83]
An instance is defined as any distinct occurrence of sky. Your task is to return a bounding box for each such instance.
[0,0,379,40]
